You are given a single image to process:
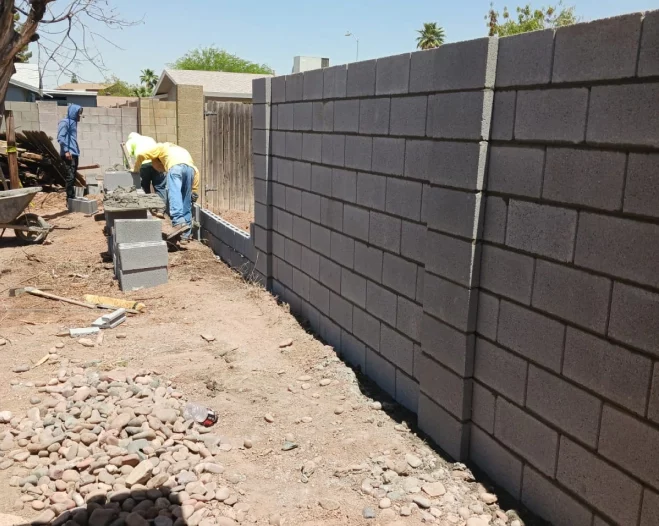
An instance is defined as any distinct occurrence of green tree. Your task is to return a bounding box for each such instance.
[139,68,158,91]
[13,13,32,63]
[416,22,446,50]
[170,46,274,75]
[99,76,135,97]
[487,2,578,36]
[70,73,79,83]
[132,85,151,97]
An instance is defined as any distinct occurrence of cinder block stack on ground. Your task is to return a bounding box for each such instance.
[112,218,167,291]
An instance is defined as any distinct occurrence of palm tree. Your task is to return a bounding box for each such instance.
[416,22,445,50]
[139,68,158,92]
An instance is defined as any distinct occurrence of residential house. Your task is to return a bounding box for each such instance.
[153,69,273,103]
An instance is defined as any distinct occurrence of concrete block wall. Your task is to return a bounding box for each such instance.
[473,12,659,526]
[245,10,659,526]
[2,101,40,133]
[199,208,264,283]
[138,99,178,143]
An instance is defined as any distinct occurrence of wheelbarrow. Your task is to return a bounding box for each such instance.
[0,187,51,244]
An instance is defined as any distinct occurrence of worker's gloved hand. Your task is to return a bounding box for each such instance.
[191,192,199,203]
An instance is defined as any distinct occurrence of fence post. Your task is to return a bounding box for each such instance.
[4,110,20,189]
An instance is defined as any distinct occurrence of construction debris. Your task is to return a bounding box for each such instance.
[69,327,101,338]
[91,308,126,329]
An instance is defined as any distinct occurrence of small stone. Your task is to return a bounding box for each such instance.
[466,519,489,526]
[55,342,64,348]
[422,482,446,498]
[200,334,215,342]
[379,498,391,509]
[371,401,382,410]
[125,459,153,486]
[0,338,5,346]
[243,439,252,449]
[29,397,41,405]
[334,406,344,415]
[406,453,422,468]
[215,487,231,501]
[0,411,12,423]
[400,506,412,517]
[126,512,149,526]
[319,379,331,386]
[264,413,274,423]
[479,492,498,504]
[278,339,293,348]
[78,338,95,348]
[282,441,298,451]
[12,364,30,373]
[413,496,431,509]
[362,507,376,519]
[152,406,177,424]
[31,501,46,511]
[319,499,340,511]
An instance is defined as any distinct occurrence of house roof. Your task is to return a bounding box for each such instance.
[9,78,41,95]
[154,69,273,99]
[43,89,98,98]
[12,63,40,88]
[55,82,109,92]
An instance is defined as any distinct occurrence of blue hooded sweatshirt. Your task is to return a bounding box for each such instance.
[57,104,82,157]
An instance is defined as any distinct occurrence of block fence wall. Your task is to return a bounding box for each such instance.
[1,99,181,174]
[249,11,659,526]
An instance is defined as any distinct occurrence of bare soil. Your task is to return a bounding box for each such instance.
[0,193,532,526]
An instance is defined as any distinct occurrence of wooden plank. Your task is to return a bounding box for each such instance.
[5,111,20,189]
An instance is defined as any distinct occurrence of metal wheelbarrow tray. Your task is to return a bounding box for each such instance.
[0,187,52,244]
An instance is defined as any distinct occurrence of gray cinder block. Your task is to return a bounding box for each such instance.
[117,241,168,272]
[422,186,480,239]
[491,91,516,141]
[67,198,98,214]
[341,268,367,308]
[356,173,386,210]
[372,138,405,176]
[396,370,419,413]
[401,220,426,264]
[425,231,479,289]
[320,197,343,231]
[271,76,286,103]
[347,59,377,97]
[474,337,528,406]
[382,252,418,300]
[552,13,642,83]
[293,102,312,131]
[286,73,304,102]
[344,135,373,171]
[359,98,390,135]
[639,10,659,77]
[277,104,294,131]
[488,145,545,198]
[253,103,270,131]
[380,324,414,374]
[332,168,357,203]
[376,52,411,95]
[389,96,428,137]
[321,134,345,167]
[86,183,102,196]
[506,200,577,262]
[496,29,554,87]
[354,241,383,284]
[480,244,534,304]
[333,100,359,133]
[114,218,162,245]
[586,84,659,148]
[319,256,341,293]
[369,211,401,253]
[252,77,271,104]
[353,307,381,351]
[385,177,422,221]
[119,267,168,291]
[623,153,659,218]
[301,134,322,164]
[330,231,354,268]
[426,91,493,140]
[271,130,286,156]
[303,68,324,100]
[411,37,498,92]
[311,164,332,196]
[301,191,321,223]
[103,170,136,192]
[515,88,588,143]
[366,280,397,326]
[323,65,347,99]
[343,204,369,242]
[329,291,353,331]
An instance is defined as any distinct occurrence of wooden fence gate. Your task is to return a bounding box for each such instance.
[203,101,253,213]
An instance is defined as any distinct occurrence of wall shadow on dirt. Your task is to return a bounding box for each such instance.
[289,310,549,526]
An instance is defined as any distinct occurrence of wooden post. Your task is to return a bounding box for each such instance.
[5,110,20,189]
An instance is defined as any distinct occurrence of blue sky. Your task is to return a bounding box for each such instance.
[33,0,658,87]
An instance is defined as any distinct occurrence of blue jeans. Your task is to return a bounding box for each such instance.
[140,163,167,204]
[167,164,193,234]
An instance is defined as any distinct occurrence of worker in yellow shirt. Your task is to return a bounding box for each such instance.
[134,143,200,238]
[125,132,166,202]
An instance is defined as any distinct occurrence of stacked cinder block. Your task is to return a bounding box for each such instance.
[2,101,39,133]
[138,99,178,143]
[76,107,137,172]
[113,219,167,291]
[248,9,659,526]
[103,170,140,193]
[474,12,659,526]
[85,174,102,196]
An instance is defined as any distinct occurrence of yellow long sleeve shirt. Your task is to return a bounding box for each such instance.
[135,143,200,194]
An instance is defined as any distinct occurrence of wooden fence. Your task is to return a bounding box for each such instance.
[203,101,254,213]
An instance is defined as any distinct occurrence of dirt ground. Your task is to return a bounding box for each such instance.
[0,193,533,526]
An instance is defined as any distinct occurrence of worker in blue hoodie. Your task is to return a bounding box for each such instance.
[57,104,83,200]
